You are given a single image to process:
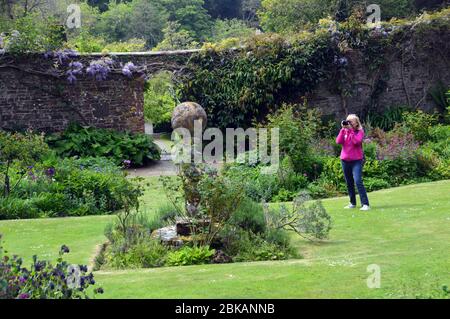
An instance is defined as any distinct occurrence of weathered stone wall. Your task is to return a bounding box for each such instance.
[307,46,450,120]
[0,50,196,133]
[0,44,448,134]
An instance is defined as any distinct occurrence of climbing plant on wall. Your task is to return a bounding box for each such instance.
[179,32,339,129]
[178,8,450,129]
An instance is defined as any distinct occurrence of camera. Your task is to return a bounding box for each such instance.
[342,120,350,126]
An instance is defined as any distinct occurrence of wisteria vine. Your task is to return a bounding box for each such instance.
[40,48,140,84]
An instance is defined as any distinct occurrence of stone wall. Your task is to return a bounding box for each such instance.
[0,50,196,133]
[0,44,449,134]
[307,46,450,120]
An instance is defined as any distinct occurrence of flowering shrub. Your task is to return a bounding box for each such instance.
[375,130,420,161]
[0,157,143,220]
[0,236,103,299]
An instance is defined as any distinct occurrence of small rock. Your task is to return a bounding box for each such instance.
[152,226,183,247]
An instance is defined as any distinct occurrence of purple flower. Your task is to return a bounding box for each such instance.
[69,61,83,70]
[86,59,111,81]
[122,67,133,78]
[79,265,88,272]
[67,72,77,84]
[122,62,137,78]
[44,51,54,59]
[124,62,136,71]
[64,49,79,58]
[18,293,30,299]
[45,167,56,177]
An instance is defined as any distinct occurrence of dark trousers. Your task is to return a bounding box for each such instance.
[341,159,370,206]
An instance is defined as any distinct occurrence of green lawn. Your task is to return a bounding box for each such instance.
[1,180,449,298]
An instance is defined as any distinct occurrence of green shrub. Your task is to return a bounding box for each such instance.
[0,130,49,197]
[0,197,40,220]
[46,124,161,167]
[230,197,267,234]
[266,105,317,174]
[166,245,215,267]
[363,177,391,192]
[272,188,301,202]
[224,230,294,262]
[0,157,142,220]
[105,239,169,269]
[363,141,378,160]
[264,228,292,249]
[426,125,450,159]
[224,155,310,203]
[143,204,181,233]
[0,14,65,54]
[365,106,407,131]
[402,110,439,143]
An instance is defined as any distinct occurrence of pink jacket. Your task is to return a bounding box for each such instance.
[336,128,365,161]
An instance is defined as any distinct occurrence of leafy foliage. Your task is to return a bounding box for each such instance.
[0,130,49,197]
[153,21,199,51]
[0,14,65,54]
[46,124,161,167]
[144,71,178,132]
[166,245,215,266]
[0,156,143,220]
[180,32,337,129]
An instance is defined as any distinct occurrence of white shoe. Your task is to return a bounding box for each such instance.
[344,203,357,209]
[360,205,371,211]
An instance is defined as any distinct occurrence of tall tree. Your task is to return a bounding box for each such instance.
[156,0,212,40]
[204,0,242,19]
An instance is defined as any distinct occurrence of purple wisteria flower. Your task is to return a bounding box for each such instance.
[86,58,113,81]
[122,62,137,78]
[66,61,84,84]
[18,293,30,299]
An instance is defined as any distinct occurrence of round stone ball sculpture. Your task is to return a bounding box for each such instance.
[171,102,207,135]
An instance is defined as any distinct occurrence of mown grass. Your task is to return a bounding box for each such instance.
[0,177,165,265]
[1,180,449,298]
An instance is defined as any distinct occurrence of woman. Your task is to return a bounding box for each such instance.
[336,114,370,211]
